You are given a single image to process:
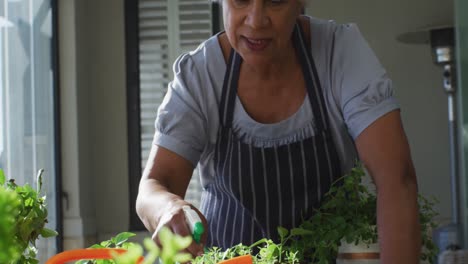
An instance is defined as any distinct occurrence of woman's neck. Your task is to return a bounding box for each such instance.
[217,32,300,83]
[241,48,299,83]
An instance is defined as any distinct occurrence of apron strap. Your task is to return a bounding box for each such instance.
[293,22,331,133]
[219,21,331,133]
[219,49,242,128]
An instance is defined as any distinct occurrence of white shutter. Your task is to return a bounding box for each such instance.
[138,0,213,208]
[139,0,169,165]
[178,0,213,52]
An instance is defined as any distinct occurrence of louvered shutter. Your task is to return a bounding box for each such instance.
[138,0,213,208]
[179,0,213,52]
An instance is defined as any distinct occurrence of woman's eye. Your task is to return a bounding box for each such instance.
[233,0,250,7]
[270,0,285,4]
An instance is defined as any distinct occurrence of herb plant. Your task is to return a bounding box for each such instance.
[79,227,192,264]
[290,164,438,263]
[288,164,380,263]
[82,164,438,264]
[192,231,302,264]
[0,168,58,264]
[0,170,22,263]
[194,163,439,264]
[75,232,138,264]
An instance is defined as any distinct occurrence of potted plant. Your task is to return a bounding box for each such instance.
[196,164,438,264]
[283,164,439,264]
[69,164,438,264]
[0,169,58,264]
[0,173,21,262]
[56,228,193,264]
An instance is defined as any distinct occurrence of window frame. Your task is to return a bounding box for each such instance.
[51,0,63,251]
[125,0,221,231]
[125,0,144,230]
[0,0,62,253]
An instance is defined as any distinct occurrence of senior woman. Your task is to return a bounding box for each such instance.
[136,0,420,263]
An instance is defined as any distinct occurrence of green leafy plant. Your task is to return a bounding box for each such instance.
[287,164,380,263]
[192,227,302,264]
[284,164,439,263]
[418,194,439,262]
[80,227,192,264]
[0,170,22,263]
[0,168,58,264]
[75,232,138,264]
[83,164,438,264]
[194,163,439,264]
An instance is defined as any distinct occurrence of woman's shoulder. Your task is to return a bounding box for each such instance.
[302,15,377,77]
[301,15,338,38]
[170,34,226,95]
[302,15,365,47]
[175,34,224,69]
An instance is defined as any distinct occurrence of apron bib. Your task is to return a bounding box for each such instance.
[200,22,342,249]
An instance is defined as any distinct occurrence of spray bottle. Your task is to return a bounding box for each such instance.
[182,205,204,244]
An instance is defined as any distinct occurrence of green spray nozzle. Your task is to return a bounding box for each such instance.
[182,205,205,244]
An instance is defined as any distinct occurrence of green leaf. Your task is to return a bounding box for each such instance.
[40,228,58,238]
[36,169,44,194]
[290,228,314,237]
[173,252,193,263]
[143,238,159,254]
[158,227,172,245]
[101,240,112,248]
[173,235,192,249]
[113,232,136,246]
[266,244,279,257]
[142,240,159,264]
[112,243,143,264]
[0,169,5,185]
[91,243,106,249]
[25,197,34,207]
[277,226,288,241]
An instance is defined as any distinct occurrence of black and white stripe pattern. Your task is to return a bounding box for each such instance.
[201,22,342,249]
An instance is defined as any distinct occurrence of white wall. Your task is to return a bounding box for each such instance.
[83,0,130,240]
[60,0,96,248]
[306,0,455,222]
[59,0,134,248]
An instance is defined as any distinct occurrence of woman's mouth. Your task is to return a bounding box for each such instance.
[243,37,270,51]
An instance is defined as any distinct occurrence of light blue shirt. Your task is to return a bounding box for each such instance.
[153,17,399,187]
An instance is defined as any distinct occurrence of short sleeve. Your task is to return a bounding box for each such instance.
[153,53,208,166]
[331,24,399,139]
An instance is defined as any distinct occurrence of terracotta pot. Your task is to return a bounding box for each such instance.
[336,241,380,264]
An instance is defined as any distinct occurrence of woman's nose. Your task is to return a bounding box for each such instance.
[244,3,269,29]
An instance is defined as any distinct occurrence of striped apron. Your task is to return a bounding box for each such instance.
[200,22,342,249]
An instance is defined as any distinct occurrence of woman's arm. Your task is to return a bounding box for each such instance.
[136,144,207,256]
[355,110,420,264]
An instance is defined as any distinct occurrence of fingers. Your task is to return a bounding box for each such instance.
[151,203,187,247]
[172,215,204,257]
[191,206,209,246]
[151,202,207,258]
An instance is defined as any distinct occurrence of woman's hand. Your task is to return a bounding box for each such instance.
[152,200,208,257]
[136,144,206,258]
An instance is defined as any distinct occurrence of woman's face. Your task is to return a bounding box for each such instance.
[222,0,304,67]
